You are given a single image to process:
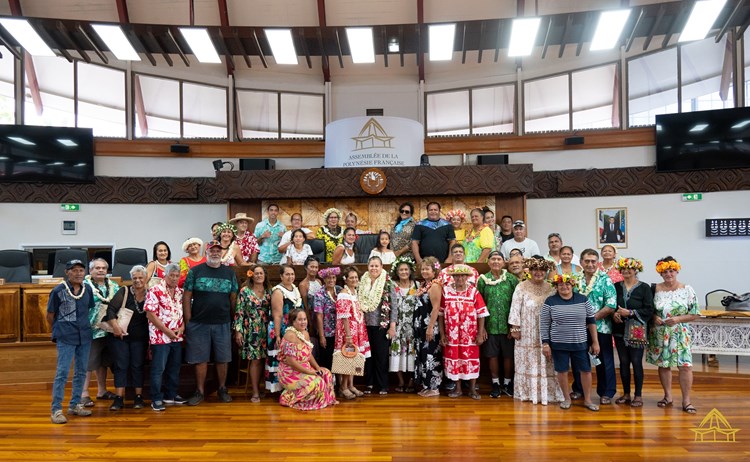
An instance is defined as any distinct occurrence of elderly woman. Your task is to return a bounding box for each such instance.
[359,256,393,395]
[316,208,344,262]
[143,263,185,412]
[278,308,338,410]
[230,213,259,263]
[413,257,443,397]
[391,202,416,259]
[336,267,370,399]
[508,257,562,405]
[312,266,341,370]
[216,222,246,266]
[555,246,582,277]
[147,241,171,281]
[178,237,206,288]
[647,256,700,414]
[331,227,357,265]
[105,265,148,411]
[389,256,419,392]
[234,265,271,403]
[612,257,653,408]
[266,265,304,394]
[445,209,466,245]
[598,244,623,284]
[439,264,488,400]
[464,208,495,264]
[541,273,600,412]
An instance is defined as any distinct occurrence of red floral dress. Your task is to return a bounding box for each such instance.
[236,232,260,262]
[440,285,488,380]
[335,291,371,358]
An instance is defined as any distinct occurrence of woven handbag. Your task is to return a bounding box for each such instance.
[331,344,365,376]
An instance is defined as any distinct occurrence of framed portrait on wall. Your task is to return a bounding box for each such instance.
[597,207,627,249]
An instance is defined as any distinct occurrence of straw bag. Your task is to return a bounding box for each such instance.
[97,288,134,334]
[331,344,365,376]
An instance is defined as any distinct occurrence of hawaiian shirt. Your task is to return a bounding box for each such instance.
[254,219,285,264]
[578,270,617,334]
[85,276,119,340]
[476,270,519,335]
[236,232,260,262]
[312,285,341,338]
[144,281,184,345]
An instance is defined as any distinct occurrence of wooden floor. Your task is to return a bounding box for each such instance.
[0,367,748,462]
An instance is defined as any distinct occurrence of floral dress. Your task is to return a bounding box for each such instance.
[334,291,371,358]
[646,285,699,368]
[389,282,420,372]
[413,281,443,391]
[391,219,415,260]
[278,332,337,411]
[265,284,303,393]
[508,280,563,405]
[236,232,260,262]
[316,226,343,262]
[440,285,488,380]
[234,286,270,360]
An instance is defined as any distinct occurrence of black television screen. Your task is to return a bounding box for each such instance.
[0,125,95,183]
[655,107,750,172]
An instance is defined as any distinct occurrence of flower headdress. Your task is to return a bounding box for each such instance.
[323,208,342,223]
[550,273,580,286]
[616,257,644,272]
[656,260,681,273]
[216,222,237,235]
[391,255,416,278]
[318,266,341,279]
[525,257,555,272]
[445,209,466,222]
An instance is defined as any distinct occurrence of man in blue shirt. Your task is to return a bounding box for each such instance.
[254,203,286,264]
[47,259,95,424]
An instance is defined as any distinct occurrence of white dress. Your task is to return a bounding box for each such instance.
[284,244,313,265]
[369,249,396,265]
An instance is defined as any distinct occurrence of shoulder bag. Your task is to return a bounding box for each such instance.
[623,285,648,348]
[331,343,365,376]
[97,288,134,335]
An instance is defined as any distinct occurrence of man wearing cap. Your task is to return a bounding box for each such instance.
[439,244,479,288]
[229,212,259,263]
[253,204,285,264]
[277,212,315,254]
[499,220,540,260]
[47,260,96,424]
[182,240,239,406]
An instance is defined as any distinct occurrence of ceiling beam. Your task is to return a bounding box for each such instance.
[558,14,572,58]
[252,28,268,68]
[643,3,666,51]
[334,28,344,68]
[625,6,645,52]
[461,23,467,64]
[233,29,251,68]
[115,0,129,23]
[417,0,424,82]
[494,19,501,62]
[217,0,233,75]
[166,28,190,66]
[399,25,405,67]
[298,29,312,69]
[77,24,108,63]
[317,0,330,82]
[382,27,389,67]
[477,20,485,63]
[716,0,746,42]
[148,29,173,66]
[541,16,553,59]
[57,20,90,62]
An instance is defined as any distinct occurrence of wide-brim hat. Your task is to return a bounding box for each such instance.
[447,264,473,275]
[229,212,254,224]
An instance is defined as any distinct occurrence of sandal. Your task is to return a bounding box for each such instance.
[584,402,600,412]
[421,389,440,397]
[340,389,356,400]
[682,403,697,414]
[560,401,572,410]
[631,397,643,408]
[657,397,673,408]
[448,390,463,398]
[569,392,582,400]
[97,391,117,400]
[363,386,373,395]
[600,396,612,405]
[81,397,95,408]
[379,390,388,395]
[469,391,481,401]
[395,386,404,393]
[615,395,631,405]
[349,387,364,397]
[404,386,415,393]
[250,395,261,403]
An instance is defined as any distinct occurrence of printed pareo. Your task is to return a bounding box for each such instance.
[234,286,270,360]
[646,286,700,368]
[440,285,488,380]
[278,340,337,410]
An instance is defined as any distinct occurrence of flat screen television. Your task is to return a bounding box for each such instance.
[0,125,95,183]
[655,107,750,173]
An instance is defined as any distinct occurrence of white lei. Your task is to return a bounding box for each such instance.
[479,270,508,286]
[86,276,116,303]
[61,280,86,300]
[273,284,303,308]
[321,226,344,240]
[358,271,387,313]
[286,326,313,348]
[580,271,600,295]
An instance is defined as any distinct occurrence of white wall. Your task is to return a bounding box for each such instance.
[526,190,750,305]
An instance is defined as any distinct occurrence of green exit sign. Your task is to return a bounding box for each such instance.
[682,193,703,202]
[61,203,80,211]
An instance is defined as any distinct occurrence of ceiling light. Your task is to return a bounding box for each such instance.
[91,24,140,61]
[8,136,35,145]
[346,27,375,64]
[679,0,727,42]
[508,17,541,57]
[74,163,87,167]
[429,24,456,61]
[57,138,78,147]
[689,123,709,132]
[265,29,298,65]
[179,28,221,63]
[590,9,631,51]
[732,120,750,129]
[0,18,55,57]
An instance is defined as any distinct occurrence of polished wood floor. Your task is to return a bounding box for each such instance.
[0,365,749,462]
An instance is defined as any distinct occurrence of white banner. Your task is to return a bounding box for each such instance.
[324,116,424,168]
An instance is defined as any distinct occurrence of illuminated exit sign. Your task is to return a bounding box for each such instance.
[681,193,702,202]
[61,203,80,211]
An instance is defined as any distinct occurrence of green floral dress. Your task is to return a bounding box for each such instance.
[646,285,699,368]
[234,286,270,360]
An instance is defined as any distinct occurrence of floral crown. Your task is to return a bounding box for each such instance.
[616,257,644,272]
[323,208,341,221]
[525,257,555,272]
[550,273,580,286]
[445,209,466,221]
[318,266,341,278]
[656,260,681,273]
[391,255,416,277]
[216,222,237,235]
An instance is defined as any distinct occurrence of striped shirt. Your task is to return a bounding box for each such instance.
[540,293,595,350]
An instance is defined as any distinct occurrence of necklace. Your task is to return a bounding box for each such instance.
[286,326,313,348]
[322,226,344,240]
[61,280,85,300]
[479,270,508,286]
[581,271,600,295]
[358,271,387,313]
[131,286,147,313]
[88,277,115,304]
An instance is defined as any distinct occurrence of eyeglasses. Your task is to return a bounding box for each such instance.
[400,209,411,214]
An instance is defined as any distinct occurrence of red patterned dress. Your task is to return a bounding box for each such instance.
[236,232,260,262]
[440,285,488,380]
[334,291,371,358]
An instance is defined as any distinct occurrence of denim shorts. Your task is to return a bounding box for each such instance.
[185,322,231,364]
[551,347,590,373]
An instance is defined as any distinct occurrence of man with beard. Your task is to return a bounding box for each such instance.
[183,240,239,406]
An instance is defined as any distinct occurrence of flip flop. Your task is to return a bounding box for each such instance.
[657,397,673,408]
[421,389,440,397]
[340,389,356,400]
[250,395,261,403]
[560,401,572,409]
[81,396,95,408]
[631,397,643,408]
[584,402,600,412]
[469,391,481,400]
[615,396,631,405]
[600,396,612,405]
[448,390,463,398]
[349,387,364,397]
[682,403,697,414]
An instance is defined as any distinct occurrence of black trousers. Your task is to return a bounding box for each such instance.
[317,336,335,370]
[365,326,390,391]
[614,336,645,396]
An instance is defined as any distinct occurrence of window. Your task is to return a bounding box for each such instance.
[24,56,75,127]
[0,46,14,124]
[280,93,323,139]
[524,74,570,132]
[236,90,278,139]
[235,89,323,139]
[182,82,227,138]
[426,90,470,136]
[572,63,619,129]
[471,84,514,134]
[628,48,678,127]
[134,74,180,138]
[77,63,126,137]
[681,38,733,112]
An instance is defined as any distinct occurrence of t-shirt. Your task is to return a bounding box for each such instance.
[412,218,456,262]
[500,237,540,260]
[540,292,595,351]
[278,227,313,250]
[47,282,94,345]
[184,263,238,324]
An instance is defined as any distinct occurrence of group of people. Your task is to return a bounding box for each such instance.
[46,201,702,422]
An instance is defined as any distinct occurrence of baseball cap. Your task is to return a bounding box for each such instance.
[513,220,525,228]
[206,240,222,249]
[65,259,85,270]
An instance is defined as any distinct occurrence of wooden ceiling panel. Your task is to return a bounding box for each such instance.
[325,0,417,27]
[18,0,118,22]
[226,0,319,27]
[424,0,517,23]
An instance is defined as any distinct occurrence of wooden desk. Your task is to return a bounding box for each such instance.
[21,284,56,342]
[691,310,750,356]
[0,284,21,342]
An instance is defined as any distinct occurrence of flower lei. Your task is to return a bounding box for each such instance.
[550,273,580,286]
[358,270,388,313]
[85,276,116,304]
[61,280,86,300]
[579,271,600,295]
[286,325,313,348]
[616,257,644,272]
[479,270,508,286]
[273,283,303,308]
[656,260,681,273]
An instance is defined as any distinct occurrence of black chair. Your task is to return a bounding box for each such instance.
[52,249,89,278]
[0,249,33,283]
[93,250,113,271]
[111,248,148,280]
[355,234,380,263]
[306,239,326,263]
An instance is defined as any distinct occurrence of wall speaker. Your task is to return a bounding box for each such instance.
[240,159,276,170]
[564,136,584,145]
[477,155,508,165]
[170,144,189,154]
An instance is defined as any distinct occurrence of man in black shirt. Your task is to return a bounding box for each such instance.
[411,201,456,264]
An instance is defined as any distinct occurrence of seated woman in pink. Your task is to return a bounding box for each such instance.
[277,308,338,410]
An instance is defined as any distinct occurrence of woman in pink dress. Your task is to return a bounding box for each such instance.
[335,266,371,399]
[439,264,488,400]
[598,244,623,284]
[278,308,338,410]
